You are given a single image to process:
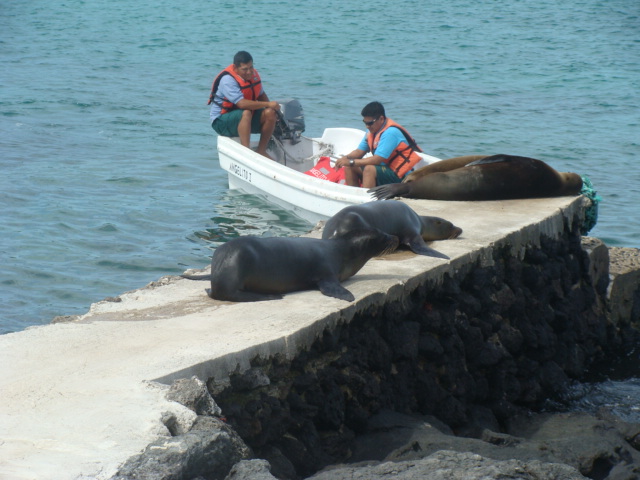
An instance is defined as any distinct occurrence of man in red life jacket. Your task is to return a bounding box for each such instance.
[334,102,423,188]
[209,51,280,158]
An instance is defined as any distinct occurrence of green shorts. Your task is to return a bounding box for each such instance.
[212,108,265,137]
[375,164,402,185]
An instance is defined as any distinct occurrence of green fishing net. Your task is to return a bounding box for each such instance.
[580,175,601,235]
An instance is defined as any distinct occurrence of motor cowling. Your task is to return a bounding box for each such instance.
[274,98,305,143]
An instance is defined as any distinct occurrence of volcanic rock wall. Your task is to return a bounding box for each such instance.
[203,229,638,478]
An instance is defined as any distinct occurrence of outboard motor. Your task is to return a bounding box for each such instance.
[274,98,305,144]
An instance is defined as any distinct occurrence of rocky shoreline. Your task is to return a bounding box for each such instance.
[114,378,640,480]
[112,235,640,480]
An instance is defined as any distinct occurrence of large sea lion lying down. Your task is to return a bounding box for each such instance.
[182,229,399,302]
[369,154,583,201]
[322,201,462,259]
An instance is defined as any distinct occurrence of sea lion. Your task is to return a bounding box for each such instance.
[369,154,583,201]
[322,201,461,258]
[404,155,489,182]
[182,229,399,302]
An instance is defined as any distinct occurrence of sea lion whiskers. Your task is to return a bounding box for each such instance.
[378,235,401,256]
[449,227,463,239]
[330,228,400,279]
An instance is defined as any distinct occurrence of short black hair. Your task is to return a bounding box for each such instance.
[233,51,253,66]
[361,101,385,118]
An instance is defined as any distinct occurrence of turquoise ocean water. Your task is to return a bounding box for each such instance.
[1,0,639,416]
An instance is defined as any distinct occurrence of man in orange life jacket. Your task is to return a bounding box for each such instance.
[209,51,280,158]
[334,102,423,188]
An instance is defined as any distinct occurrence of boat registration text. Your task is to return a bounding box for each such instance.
[229,163,252,183]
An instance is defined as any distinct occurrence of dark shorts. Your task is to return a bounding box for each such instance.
[211,108,265,137]
[375,164,402,185]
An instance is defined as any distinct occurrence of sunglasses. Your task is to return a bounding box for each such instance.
[363,117,379,127]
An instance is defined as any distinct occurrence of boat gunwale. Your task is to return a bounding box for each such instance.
[217,134,373,204]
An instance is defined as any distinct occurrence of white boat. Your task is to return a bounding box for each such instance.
[216,101,441,224]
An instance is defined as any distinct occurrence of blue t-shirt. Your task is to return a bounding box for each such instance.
[209,74,265,122]
[357,126,407,163]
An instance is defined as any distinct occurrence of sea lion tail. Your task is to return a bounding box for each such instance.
[181,273,212,281]
[368,182,411,201]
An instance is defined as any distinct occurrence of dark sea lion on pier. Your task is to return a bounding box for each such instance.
[369,154,583,201]
[322,201,461,259]
[181,230,399,302]
[405,154,489,181]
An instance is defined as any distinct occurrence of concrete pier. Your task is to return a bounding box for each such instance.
[0,196,589,480]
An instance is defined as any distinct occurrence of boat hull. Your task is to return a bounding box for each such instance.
[217,128,440,224]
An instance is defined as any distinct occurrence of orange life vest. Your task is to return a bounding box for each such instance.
[367,118,423,178]
[207,65,262,114]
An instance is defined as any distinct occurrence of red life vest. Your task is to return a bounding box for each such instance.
[207,64,262,114]
[367,118,423,179]
[303,156,348,185]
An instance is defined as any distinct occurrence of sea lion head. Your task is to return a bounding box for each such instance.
[560,172,584,195]
[340,229,400,257]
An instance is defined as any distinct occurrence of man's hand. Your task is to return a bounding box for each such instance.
[334,156,353,169]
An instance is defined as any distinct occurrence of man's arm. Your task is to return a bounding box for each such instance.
[236,87,278,110]
[218,77,279,111]
[335,127,404,168]
[334,149,384,169]
[236,97,279,111]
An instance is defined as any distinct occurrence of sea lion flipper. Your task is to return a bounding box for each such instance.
[317,279,355,302]
[368,183,410,201]
[408,239,450,259]
[466,154,510,167]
